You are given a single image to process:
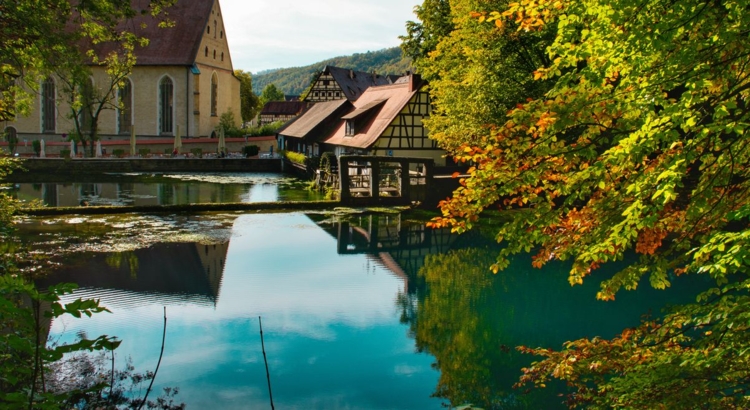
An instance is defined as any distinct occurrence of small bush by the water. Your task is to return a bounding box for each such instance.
[60,149,71,158]
[284,150,306,165]
[112,149,125,158]
[190,148,203,158]
[139,148,151,157]
[242,145,260,157]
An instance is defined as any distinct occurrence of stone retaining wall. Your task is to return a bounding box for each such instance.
[15,158,281,175]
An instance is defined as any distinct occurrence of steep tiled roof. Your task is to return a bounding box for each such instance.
[278,99,352,140]
[89,0,214,66]
[260,101,310,116]
[326,66,394,101]
[324,75,425,149]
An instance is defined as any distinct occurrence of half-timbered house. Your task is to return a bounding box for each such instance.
[304,66,396,103]
[279,73,447,166]
[258,101,310,126]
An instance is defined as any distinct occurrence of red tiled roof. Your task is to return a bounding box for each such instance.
[324,75,425,149]
[278,99,351,140]
[87,0,215,66]
[260,101,310,116]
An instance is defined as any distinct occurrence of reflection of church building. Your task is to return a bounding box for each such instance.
[3,0,240,143]
[35,242,230,309]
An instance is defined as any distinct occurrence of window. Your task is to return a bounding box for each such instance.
[335,92,340,98]
[221,52,224,62]
[214,21,217,38]
[213,50,216,59]
[207,25,210,34]
[205,47,208,57]
[159,76,173,134]
[118,79,132,134]
[323,80,330,86]
[345,119,355,136]
[4,127,16,144]
[210,73,218,116]
[41,77,56,133]
[220,31,223,39]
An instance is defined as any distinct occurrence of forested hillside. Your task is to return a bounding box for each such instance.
[252,47,412,96]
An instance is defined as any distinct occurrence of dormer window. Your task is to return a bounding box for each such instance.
[342,99,387,137]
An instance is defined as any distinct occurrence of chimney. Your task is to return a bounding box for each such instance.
[409,73,422,92]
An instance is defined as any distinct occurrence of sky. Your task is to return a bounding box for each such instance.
[219,0,423,74]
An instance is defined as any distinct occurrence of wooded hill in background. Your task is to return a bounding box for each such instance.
[252,47,412,96]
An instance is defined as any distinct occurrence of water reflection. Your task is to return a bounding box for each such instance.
[36,243,228,308]
[40,213,444,409]
[30,212,710,409]
[13,173,321,207]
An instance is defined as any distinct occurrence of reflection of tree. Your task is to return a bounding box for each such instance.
[413,247,543,409]
[105,252,139,279]
[411,243,706,409]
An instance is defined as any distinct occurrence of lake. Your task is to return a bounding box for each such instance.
[9,172,322,207]
[16,177,709,409]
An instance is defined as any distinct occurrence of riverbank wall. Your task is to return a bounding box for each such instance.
[9,158,281,180]
[1,136,277,158]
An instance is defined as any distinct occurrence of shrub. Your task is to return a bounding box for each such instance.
[60,149,71,158]
[242,121,285,137]
[32,140,41,157]
[283,150,306,165]
[217,109,243,137]
[112,149,125,158]
[242,145,260,157]
[138,148,151,157]
[190,148,203,158]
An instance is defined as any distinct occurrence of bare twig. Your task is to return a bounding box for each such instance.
[137,306,167,410]
[259,316,275,410]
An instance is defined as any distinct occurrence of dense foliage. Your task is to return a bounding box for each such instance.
[258,83,286,109]
[235,70,261,123]
[408,0,750,407]
[252,47,412,95]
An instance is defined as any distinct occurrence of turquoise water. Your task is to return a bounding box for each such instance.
[26,210,709,409]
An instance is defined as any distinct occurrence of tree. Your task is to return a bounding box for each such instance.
[421,0,750,407]
[400,0,454,66]
[235,70,260,124]
[258,83,286,109]
[62,1,176,157]
[0,0,176,156]
[404,0,554,153]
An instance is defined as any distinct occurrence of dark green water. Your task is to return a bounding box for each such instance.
[22,210,708,410]
[9,172,322,207]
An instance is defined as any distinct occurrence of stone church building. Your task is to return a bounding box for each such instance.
[3,0,240,142]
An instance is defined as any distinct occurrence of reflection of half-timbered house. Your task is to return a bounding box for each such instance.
[304,66,396,103]
[279,73,447,166]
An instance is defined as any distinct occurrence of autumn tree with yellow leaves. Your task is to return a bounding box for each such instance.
[407,0,750,407]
